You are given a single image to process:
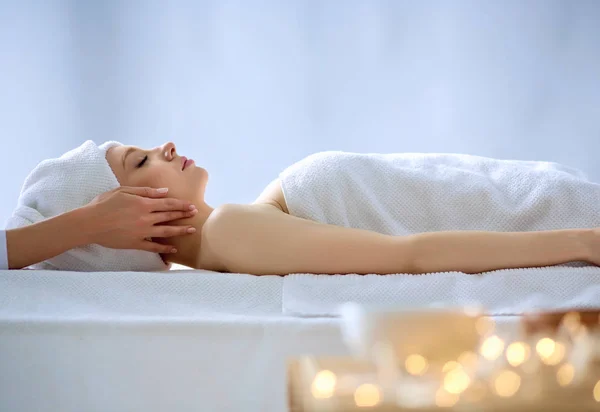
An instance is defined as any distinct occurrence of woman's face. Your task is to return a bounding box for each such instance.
[106,142,208,202]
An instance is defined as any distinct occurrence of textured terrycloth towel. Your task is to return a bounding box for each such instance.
[278,151,600,315]
[6,140,168,272]
[282,266,600,316]
[279,151,600,234]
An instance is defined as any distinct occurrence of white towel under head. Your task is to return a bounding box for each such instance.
[6,140,168,272]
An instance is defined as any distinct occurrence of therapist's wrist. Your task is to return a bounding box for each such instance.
[62,205,99,248]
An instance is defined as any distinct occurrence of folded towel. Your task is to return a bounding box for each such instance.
[0,269,284,319]
[279,151,599,234]
[282,266,600,317]
[6,140,168,272]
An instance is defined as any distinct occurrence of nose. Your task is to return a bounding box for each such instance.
[160,142,176,160]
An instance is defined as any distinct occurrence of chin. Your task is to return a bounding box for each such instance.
[195,166,209,181]
[188,167,208,197]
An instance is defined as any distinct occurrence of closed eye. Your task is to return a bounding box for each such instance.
[136,155,148,168]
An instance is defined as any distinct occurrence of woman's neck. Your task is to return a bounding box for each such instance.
[161,201,215,269]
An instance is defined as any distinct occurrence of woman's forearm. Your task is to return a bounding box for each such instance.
[408,229,591,274]
[6,207,93,269]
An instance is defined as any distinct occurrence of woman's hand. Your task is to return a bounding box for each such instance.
[84,186,198,254]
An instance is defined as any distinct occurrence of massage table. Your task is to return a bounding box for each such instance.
[1,266,598,412]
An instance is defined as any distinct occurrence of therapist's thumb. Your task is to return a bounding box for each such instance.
[118,186,170,198]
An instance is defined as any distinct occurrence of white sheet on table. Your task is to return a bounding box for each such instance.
[282,266,600,316]
[0,269,299,412]
[0,269,524,412]
[0,316,345,412]
[0,269,283,319]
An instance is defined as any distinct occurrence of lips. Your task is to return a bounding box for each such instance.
[181,156,194,170]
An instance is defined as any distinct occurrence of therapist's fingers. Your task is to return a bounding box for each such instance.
[117,186,194,210]
[118,186,170,198]
[145,197,196,213]
[150,209,198,224]
[150,225,197,238]
[116,186,195,212]
[138,240,179,254]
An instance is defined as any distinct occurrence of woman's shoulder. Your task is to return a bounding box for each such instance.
[204,203,287,238]
[200,203,288,272]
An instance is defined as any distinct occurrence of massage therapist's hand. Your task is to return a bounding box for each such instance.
[84,186,197,253]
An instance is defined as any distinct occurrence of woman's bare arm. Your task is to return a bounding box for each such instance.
[205,204,415,275]
[410,229,590,274]
[6,187,196,269]
[206,204,592,275]
[6,207,91,269]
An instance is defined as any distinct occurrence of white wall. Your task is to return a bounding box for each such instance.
[2,0,599,224]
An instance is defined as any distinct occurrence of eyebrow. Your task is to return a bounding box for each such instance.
[121,147,136,169]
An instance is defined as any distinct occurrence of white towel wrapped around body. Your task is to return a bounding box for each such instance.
[279,151,600,316]
[6,140,168,272]
[279,151,600,234]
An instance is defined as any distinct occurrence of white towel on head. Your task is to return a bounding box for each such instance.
[6,140,169,272]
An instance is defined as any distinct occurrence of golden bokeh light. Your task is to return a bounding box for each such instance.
[442,361,460,373]
[311,370,337,399]
[443,367,471,394]
[562,311,581,333]
[405,354,429,376]
[506,342,530,367]
[493,370,521,398]
[594,381,600,403]
[480,335,505,361]
[539,341,565,366]
[354,384,381,407]
[535,337,555,359]
[556,363,575,387]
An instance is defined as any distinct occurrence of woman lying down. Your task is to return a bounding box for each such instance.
[7,140,600,274]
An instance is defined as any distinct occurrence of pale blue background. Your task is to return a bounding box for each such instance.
[2,0,599,224]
